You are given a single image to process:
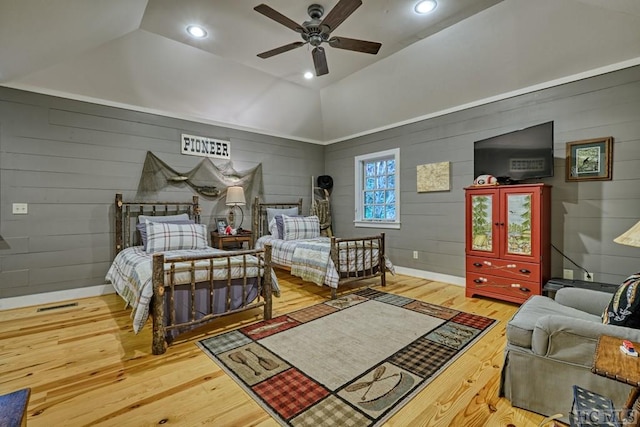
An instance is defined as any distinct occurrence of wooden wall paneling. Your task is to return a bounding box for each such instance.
[0,87,324,298]
[325,65,640,286]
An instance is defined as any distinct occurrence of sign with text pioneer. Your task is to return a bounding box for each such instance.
[181,133,230,159]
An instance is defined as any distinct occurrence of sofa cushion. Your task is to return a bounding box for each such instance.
[506,295,601,349]
[602,273,640,328]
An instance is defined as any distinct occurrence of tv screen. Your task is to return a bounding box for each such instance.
[473,121,554,184]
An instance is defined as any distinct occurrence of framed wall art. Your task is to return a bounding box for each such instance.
[565,137,613,182]
[417,161,451,192]
[216,217,228,234]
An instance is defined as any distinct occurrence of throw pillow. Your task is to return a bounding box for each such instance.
[282,215,320,241]
[145,222,208,253]
[602,273,640,328]
[137,218,195,249]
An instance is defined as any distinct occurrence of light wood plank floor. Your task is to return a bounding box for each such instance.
[0,272,558,426]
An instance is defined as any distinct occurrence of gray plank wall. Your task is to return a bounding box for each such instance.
[0,87,324,298]
[325,65,640,286]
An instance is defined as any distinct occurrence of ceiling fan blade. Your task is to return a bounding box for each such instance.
[257,41,306,59]
[312,47,329,76]
[328,37,381,55]
[320,0,362,33]
[254,4,304,33]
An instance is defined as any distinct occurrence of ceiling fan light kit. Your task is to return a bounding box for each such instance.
[254,0,382,77]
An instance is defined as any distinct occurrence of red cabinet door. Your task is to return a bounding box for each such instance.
[465,187,500,259]
[498,185,543,263]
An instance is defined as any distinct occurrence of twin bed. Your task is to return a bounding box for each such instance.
[106,193,392,354]
[106,194,274,355]
[252,197,392,299]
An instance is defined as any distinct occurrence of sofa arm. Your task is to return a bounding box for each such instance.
[554,287,613,316]
[532,314,640,366]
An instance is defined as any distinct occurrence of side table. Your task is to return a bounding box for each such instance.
[211,231,253,250]
[592,334,640,426]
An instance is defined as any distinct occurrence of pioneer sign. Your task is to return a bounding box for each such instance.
[181,133,230,159]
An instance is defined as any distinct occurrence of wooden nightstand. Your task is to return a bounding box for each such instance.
[211,231,253,250]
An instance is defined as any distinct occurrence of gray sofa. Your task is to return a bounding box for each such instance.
[500,287,639,421]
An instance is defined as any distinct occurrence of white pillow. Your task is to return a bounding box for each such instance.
[266,207,299,228]
[138,213,190,224]
[268,217,280,239]
[145,222,208,253]
[282,215,320,241]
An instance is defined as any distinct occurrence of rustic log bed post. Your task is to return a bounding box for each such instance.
[152,253,166,355]
[263,243,273,321]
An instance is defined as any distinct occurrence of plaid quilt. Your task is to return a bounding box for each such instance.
[105,246,279,333]
[290,239,332,287]
[255,236,395,289]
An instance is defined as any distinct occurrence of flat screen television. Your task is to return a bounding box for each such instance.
[473,121,554,184]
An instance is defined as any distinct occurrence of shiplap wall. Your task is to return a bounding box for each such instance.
[2,65,640,300]
[0,87,324,298]
[325,65,640,286]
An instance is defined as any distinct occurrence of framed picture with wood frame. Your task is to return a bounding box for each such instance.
[565,137,613,182]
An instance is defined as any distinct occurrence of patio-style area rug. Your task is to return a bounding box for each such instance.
[198,288,496,426]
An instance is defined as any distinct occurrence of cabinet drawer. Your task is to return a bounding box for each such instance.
[466,272,540,301]
[466,256,540,283]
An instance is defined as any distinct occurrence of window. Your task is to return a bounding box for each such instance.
[354,148,400,229]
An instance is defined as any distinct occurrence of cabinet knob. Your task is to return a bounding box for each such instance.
[473,279,483,284]
[519,269,531,274]
[473,262,482,268]
[520,287,531,293]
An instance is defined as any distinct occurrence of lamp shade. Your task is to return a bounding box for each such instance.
[614,220,640,248]
[225,186,246,206]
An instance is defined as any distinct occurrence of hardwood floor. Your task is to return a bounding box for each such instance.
[0,272,555,426]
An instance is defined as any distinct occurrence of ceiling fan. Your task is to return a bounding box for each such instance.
[254,0,382,76]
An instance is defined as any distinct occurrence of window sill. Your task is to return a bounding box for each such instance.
[354,221,400,230]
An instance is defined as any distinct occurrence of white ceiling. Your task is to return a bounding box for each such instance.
[1,0,640,143]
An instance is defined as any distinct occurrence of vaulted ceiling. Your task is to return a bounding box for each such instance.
[1,0,640,143]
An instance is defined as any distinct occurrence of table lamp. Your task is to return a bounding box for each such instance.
[614,220,640,248]
[226,186,246,229]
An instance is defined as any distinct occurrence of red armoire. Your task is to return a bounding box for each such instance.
[465,183,551,304]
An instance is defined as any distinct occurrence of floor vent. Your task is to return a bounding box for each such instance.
[37,302,78,312]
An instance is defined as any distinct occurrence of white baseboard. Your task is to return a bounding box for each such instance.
[0,268,462,311]
[393,266,465,287]
[0,285,116,310]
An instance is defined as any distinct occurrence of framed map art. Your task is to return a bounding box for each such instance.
[417,161,451,192]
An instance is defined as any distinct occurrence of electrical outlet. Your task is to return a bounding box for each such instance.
[12,203,28,215]
[563,269,574,280]
[583,271,594,282]
[412,251,418,259]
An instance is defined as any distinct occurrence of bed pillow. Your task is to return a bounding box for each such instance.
[282,215,320,241]
[145,222,208,253]
[138,213,190,224]
[268,217,280,239]
[137,218,195,249]
[602,273,640,328]
[266,208,299,229]
[268,214,303,239]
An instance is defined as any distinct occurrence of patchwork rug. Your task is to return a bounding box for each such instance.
[198,288,496,426]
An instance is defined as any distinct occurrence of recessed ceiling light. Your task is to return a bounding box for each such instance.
[415,0,437,14]
[304,71,314,79]
[186,25,207,38]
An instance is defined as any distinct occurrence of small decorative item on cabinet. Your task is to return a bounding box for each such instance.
[465,183,551,304]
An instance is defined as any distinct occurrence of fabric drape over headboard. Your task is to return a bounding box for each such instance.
[136,151,262,203]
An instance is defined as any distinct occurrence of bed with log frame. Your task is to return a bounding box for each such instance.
[251,197,391,299]
[106,193,273,355]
